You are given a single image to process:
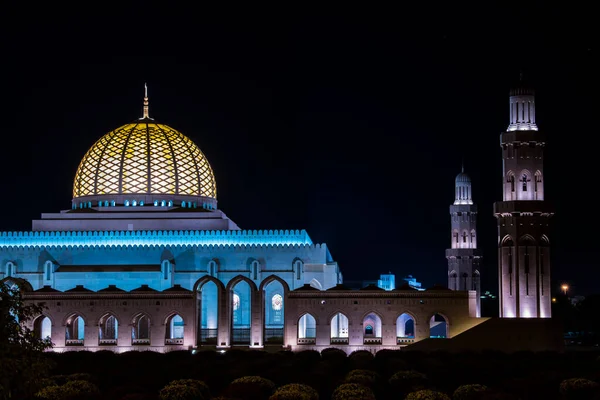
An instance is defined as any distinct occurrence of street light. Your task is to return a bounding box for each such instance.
[561,284,569,296]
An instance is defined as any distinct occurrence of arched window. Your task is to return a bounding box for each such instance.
[99,314,118,343]
[166,314,184,341]
[293,259,303,280]
[153,200,158,206]
[132,314,150,344]
[207,260,217,277]
[182,201,186,208]
[132,200,137,206]
[124,200,130,206]
[251,260,259,280]
[509,175,515,192]
[111,200,116,207]
[5,262,15,277]
[139,200,144,206]
[162,260,171,280]
[161,200,166,207]
[44,261,53,281]
[271,294,283,311]
[65,314,85,345]
[168,200,173,207]
[396,313,415,339]
[365,325,374,335]
[521,174,528,191]
[430,313,449,338]
[330,313,349,340]
[34,316,52,340]
[298,314,316,341]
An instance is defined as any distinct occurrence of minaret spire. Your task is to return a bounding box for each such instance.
[461,158,464,173]
[142,83,150,119]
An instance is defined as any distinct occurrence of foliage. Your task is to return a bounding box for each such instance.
[268,383,319,400]
[389,370,429,397]
[224,376,276,400]
[405,389,451,400]
[0,282,53,400]
[347,350,374,369]
[35,380,100,400]
[165,380,210,399]
[343,369,380,389]
[331,383,375,400]
[559,378,600,400]
[159,379,211,400]
[452,384,488,400]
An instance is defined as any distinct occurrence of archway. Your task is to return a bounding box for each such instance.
[198,280,219,345]
[298,313,316,344]
[165,314,184,344]
[98,313,118,344]
[396,313,415,340]
[263,279,285,345]
[330,312,349,344]
[231,280,252,345]
[429,313,449,338]
[34,315,52,341]
[132,314,150,345]
[65,314,85,345]
[362,312,382,344]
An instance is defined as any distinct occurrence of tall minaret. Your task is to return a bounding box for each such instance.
[493,77,553,318]
[446,164,482,317]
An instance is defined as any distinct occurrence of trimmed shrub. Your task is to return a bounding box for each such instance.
[159,385,205,400]
[331,383,375,400]
[269,383,319,400]
[348,351,374,370]
[344,369,380,389]
[559,378,600,400]
[35,380,100,400]
[452,384,488,400]
[405,389,451,400]
[389,370,428,397]
[224,376,276,400]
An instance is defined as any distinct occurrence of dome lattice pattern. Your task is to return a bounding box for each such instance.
[73,122,216,199]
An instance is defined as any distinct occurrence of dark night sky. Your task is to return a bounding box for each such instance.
[0,5,597,296]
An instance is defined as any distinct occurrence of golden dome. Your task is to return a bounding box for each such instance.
[73,121,217,201]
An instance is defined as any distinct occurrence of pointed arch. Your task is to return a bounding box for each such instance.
[429,312,450,338]
[193,275,226,292]
[540,235,550,246]
[396,312,416,339]
[309,278,322,290]
[98,312,119,342]
[327,310,353,326]
[518,234,536,245]
[63,311,88,326]
[297,313,317,342]
[33,314,53,340]
[362,311,383,338]
[259,274,291,293]
[226,275,259,292]
[394,310,418,326]
[131,312,151,343]
[501,235,514,247]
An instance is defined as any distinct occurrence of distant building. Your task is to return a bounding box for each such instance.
[403,275,425,291]
[377,272,395,291]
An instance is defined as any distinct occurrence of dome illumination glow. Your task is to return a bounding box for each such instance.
[73,122,216,200]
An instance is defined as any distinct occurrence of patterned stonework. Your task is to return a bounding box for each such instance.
[73,122,216,199]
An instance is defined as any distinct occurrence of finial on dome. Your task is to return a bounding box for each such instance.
[142,83,149,119]
[461,157,464,173]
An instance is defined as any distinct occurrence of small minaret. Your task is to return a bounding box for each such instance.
[446,163,482,317]
[494,76,553,318]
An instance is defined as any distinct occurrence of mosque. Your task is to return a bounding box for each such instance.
[1,82,561,353]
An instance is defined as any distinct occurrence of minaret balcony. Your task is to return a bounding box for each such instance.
[493,201,553,217]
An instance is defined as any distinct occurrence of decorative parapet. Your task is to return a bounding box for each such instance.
[0,229,313,249]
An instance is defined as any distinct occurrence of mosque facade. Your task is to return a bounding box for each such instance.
[1,83,553,354]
